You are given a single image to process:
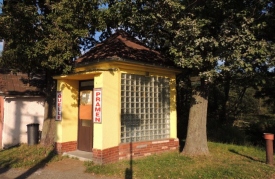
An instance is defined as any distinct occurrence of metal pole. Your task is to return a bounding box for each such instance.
[263,133,274,165]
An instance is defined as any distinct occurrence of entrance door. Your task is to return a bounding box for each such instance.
[78,80,94,152]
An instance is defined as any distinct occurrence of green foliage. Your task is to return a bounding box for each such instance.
[244,114,275,146]
[207,113,275,148]
[0,2,42,73]
[208,120,248,145]
[206,79,275,146]
[1,0,274,94]
[0,0,107,75]
[255,71,275,113]
[1,0,274,84]
[105,0,275,78]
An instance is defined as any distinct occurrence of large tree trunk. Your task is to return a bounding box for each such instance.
[40,102,56,146]
[40,71,57,147]
[182,82,209,156]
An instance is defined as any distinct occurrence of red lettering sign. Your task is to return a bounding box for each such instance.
[56,91,62,121]
[95,107,101,112]
[93,88,102,123]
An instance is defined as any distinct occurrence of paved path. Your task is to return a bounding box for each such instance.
[0,158,120,179]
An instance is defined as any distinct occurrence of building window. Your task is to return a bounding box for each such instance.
[121,73,170,143]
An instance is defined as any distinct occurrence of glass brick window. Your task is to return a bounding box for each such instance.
[121,73,170,143]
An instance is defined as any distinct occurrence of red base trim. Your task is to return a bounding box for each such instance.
[55,138,179,164]
[93,138,179,164]
[55,141,77,153]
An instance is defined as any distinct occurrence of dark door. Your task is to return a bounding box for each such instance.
[78,80,94,152]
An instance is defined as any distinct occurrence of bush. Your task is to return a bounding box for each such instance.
[207,114,275,148]
[208,120,248,145]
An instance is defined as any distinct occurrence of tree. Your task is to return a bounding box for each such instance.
[1,0,274,155]
[0,0,106,74]
[102,0,275,156]
[100,0,214,155]
[0,0,107,146]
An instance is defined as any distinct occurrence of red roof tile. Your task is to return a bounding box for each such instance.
[0,69,44,96]
[75,31,175,67]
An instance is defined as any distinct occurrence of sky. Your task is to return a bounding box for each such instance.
[0,0,2,14]
[0,0,2,52]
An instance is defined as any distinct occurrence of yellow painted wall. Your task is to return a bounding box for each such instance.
[55,61,179,149]
[169,78,177,139]
[93,70,121,150]
[90,63,178,149]
[55,80,79,143]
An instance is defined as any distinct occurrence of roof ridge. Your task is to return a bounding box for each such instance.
[75,30,175,67]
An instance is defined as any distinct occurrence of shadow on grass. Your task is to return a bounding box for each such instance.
[229,149,264,163]
[0,145,19,175]
[124,142,133,179]
[0,146,57,179]
[179,139,185,153]
[14,149,56,179]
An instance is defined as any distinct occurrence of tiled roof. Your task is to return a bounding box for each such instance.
[75,30,175,67]
[0,69,45,96]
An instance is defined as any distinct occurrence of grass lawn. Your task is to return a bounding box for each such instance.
[0,144,63,168]
[85,142,275,179]
[1,142,275,178]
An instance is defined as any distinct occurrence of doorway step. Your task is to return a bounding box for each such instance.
[62,150,93,162]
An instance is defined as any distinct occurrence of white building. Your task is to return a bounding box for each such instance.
[0,69,45,148]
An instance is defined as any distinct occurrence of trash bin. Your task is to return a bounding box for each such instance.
[27,123,39,145]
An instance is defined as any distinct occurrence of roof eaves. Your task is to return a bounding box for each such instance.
[4,95,45,98]
[75,57,182,71]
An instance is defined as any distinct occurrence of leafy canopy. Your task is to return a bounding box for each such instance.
[104,0,275,79]
[0,0,274,79]
[0,0,107,74]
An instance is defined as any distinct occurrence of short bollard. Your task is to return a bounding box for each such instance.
[263,133,274,165]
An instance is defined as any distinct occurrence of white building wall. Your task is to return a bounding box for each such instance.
[2,97,45,148]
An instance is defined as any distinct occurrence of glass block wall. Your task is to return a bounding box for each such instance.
[121,73,170,143]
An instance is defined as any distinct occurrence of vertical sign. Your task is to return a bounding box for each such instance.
[56,91,62,121]
[93,88,102,123]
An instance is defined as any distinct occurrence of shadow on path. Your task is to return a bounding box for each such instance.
[14,149,56,179]
[0,166,11,175]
